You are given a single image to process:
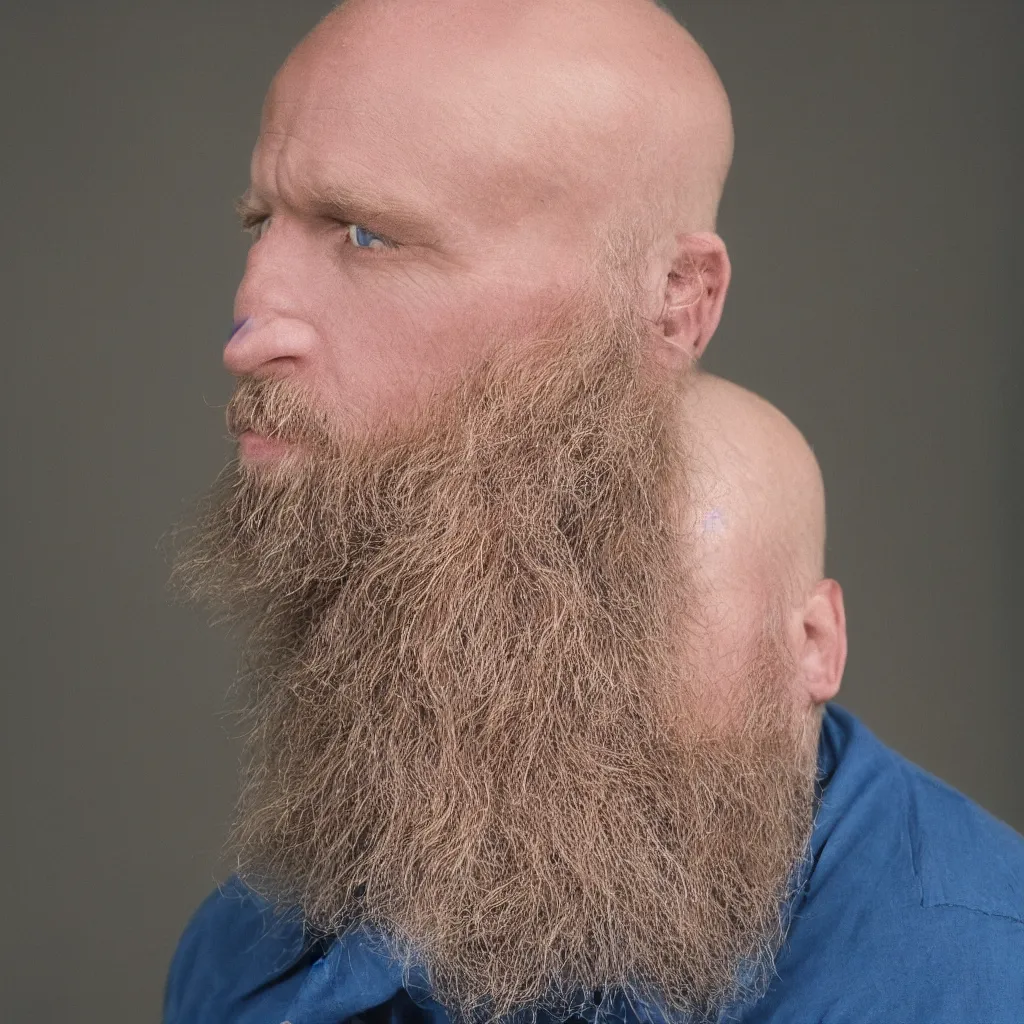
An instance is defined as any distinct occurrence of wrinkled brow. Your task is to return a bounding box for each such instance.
[236,182,438,243]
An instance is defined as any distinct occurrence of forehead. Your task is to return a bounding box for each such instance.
[256,7,635,237]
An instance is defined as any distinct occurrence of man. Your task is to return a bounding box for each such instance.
[167,1,1024,1020]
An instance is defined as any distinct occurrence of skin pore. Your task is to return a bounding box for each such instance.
[225,0,734,440]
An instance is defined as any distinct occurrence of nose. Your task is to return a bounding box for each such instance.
[226,230,320,377]
[223,313,317,376]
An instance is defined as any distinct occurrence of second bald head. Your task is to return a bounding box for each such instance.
[686,372,827,600]
[679,372,844,718]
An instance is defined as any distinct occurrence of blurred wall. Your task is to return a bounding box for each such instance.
[2,1,1020,1019]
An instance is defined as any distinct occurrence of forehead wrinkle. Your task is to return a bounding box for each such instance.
[289,2,711,235]
[261,54,481,242]
[251,126,442,241]
[274,0,733,259]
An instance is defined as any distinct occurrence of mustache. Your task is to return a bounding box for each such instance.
[225,375,335,449]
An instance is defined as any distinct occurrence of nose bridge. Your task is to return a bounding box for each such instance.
[227,232,319,375]
[235,227,308,321]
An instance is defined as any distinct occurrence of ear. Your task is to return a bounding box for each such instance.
[792,578,847,706]
[655,232,731,366]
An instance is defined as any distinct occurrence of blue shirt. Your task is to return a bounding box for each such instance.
[165,705,1024,1023]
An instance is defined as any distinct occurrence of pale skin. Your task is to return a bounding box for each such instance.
[684,372,847,719]
[224,0,734,451]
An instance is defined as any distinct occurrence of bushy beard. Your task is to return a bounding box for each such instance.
[171,305,817,1024]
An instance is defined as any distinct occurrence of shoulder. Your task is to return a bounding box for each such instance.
[818,703,1024,922]
[163,876,309,1024]
[899,748,1024,922]
[750,705,1024,1023]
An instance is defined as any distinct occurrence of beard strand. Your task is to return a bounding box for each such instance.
[171,307,817,1023]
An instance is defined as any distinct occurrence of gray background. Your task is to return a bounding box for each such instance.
[3,1,1021,1019]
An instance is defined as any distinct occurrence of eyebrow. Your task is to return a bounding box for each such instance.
[237,182,438,243]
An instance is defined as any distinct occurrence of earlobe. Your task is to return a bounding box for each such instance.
[797,579,847,706]
[657,233,731,365]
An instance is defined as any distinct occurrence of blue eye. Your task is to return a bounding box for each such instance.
[348,224,388,249]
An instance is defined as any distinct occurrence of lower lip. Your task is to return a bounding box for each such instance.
[238,430,292,461]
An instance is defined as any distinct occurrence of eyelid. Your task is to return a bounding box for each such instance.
[234,197,398,251]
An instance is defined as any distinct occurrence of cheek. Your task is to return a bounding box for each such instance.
[304,265,503,417]
[313,258,565,409]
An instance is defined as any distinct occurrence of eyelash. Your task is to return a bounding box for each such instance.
[239,211,268,239]
[240,212,396,253]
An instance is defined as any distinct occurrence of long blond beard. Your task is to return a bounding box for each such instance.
[172,307,817,1023]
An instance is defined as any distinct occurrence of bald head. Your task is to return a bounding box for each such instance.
[687,372,826,599]
[320,0,734,235]
[680,373,842,712]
